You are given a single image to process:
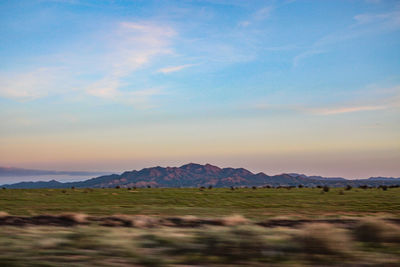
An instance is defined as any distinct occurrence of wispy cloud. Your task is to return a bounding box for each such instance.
[0,21,176,108]
[293,49,325,67]
[310,85,400,115]
[248,103,391,116]
[122,88,166,109]
[85,77,120,99]
[293,6,400,66]
[157,64,196,74]
[254,6,273,21]
[84,21,176,103]
[246,85,400,116]
[0,67,77,100]
[353,10,400,29]
[238,6,273,27]
[310,105,386,115]
[238,21,250,27]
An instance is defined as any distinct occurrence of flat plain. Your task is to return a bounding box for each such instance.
[1,187,399,218]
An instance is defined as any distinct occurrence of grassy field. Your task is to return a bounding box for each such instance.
[1,187,399,218]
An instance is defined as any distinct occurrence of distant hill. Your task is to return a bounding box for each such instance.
[1,163,400,189]
[3,180,64,189]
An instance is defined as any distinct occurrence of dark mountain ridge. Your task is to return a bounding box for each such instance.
[2,163,400,189]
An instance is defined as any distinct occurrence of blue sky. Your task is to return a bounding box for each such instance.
[0,0,399,178]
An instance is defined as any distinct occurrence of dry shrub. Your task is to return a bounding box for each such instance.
[353,218,400,243]
[180,215,198,223]
[37,237,67,249]
[162,215,203,227]
[195,225,269,262]
[220,215,248,226]
[140,225,271,263]
[132,215,159,228]
[292,223,352,256]
[97,214,133,227]
[58,213,89,224]
[100,219,129,227]
[64,228,104,250]
[105,214,159,228]
[0,211,9,217]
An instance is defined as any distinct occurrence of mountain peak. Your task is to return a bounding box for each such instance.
[180,163,203,169]
[179,163,221,175]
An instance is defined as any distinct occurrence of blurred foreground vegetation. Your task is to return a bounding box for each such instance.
[1,217,400,266]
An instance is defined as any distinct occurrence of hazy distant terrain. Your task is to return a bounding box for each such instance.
[0,167,112,184]
[2,163,399,189]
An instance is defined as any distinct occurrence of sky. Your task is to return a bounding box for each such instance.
[0,0,399,179]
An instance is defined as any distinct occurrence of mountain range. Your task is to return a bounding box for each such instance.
[2,163,400,189]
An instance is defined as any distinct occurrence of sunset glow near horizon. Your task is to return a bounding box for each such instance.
[1,0,400,179]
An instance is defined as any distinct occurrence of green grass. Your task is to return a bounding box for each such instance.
[1,187,399,218]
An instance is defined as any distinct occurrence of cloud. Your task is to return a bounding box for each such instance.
[157,64,196,74]
[238,6,273,27]
[0,21,176,108]
[353,10,400,29]
[246,85,400,116]
[305,85,400,115]
[248,102,388,115]
[0,67,76,100]
[86,21,176,99]
[310,105,386,115]
[84,22,176,104]
[122,88,166,109]
[264,44,300,51]
[87,80,166,109]
[82,22,175,106]
[293,49,325,67]
[85,77,120,99]
[293,6,400,66]
[238,20,251,27]
[249,103,390,116]
[254,7,273,21]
